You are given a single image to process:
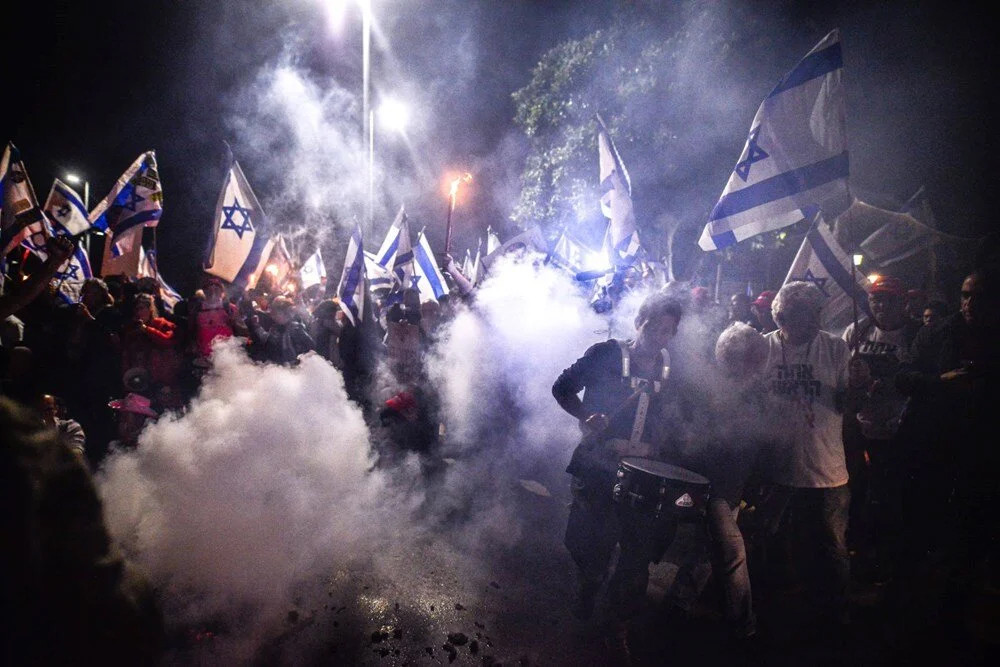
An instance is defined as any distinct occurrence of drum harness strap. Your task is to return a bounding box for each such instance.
[617,342,671,453]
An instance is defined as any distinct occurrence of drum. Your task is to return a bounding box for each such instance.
[612,457,711,522]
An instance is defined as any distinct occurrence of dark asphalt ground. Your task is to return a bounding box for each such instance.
[167,460,998,666]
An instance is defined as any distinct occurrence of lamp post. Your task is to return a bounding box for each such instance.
[851,253,863,352]
[326,0,372,233]
[65,172,92,255]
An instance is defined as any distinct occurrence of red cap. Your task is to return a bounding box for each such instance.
[869,275,906,297]
[753,290,776,309]
[385,391,418,414]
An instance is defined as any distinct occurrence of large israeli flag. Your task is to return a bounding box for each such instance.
[204,160,272,285]
[413,230,448,302]
[337,224,366,325]
[597,115,641,265]
[700,30,850,251]
[1,143,48,256]
[784,220,870,333]
[89,151,163,256]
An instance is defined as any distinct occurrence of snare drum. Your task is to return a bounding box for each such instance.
[612,457,711,522]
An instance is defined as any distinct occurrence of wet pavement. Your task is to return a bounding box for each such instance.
[169,461,998,666]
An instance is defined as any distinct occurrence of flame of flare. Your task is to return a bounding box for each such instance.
[265,264,279,276]
[449,173,473,198]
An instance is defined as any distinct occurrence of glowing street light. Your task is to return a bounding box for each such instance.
[852,253,864,267]
[378,98,410,135]
[64,172,89,208]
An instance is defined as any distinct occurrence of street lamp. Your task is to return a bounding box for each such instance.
[64,172,89,209]
[378,98,410,135]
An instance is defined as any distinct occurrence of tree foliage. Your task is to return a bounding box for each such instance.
[511,1,804,278]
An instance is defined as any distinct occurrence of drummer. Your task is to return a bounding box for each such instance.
[553,293,688,621]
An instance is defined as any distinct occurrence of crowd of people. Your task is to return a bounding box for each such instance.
[2,230,997,663]
[554,265,998,662]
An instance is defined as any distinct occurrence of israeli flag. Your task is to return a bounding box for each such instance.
[486,225,501,255]
[300,249,327,289]
[374,205,408,269]
[43,179,90,236]
[337,224,366,326]
[363,250,395,292]
[413,230,448,302]
[52,243,93,305]
[700,30,850,251]
[552,232,600,275]
[784,220,871,333]
[89,151,163,256]
[470,240,482,286]
[204,160,272,286]
[138,247,181,314]
[461,249,474,282]
[597,115,641,265]
[1,143,48,256]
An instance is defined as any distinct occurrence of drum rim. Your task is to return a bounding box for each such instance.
[619,456,710,485]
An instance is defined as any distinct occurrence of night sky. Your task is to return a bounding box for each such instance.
[6,0,995,293]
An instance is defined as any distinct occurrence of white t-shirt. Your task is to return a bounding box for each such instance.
[763,329,850,488]
[842,320,912,439]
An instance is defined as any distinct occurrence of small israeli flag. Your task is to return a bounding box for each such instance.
[597,115,641,265]
[337,224,366,326]
[300,249,327,289]
[204,160,271,286]
[700,30,850,251]
[413,230,448,302]
[1,143,48,256]
[89,151,163,256]
[784,220,871,333]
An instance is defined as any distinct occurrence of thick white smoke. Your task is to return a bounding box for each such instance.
[429,254,606,453]
[96,260,645,660]
[97,341,413,657]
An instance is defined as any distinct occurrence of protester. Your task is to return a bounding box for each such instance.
[727,292,757,329]
[841,276,920,582]
[751,290,777,333]
[38,393,86,461]
[191,277,244,362]
[553,293,687,632]
[664,322,772,642]
[247,295,314,365]
[761,281,852,629]
[107,392,159,450]
[895,267,1000,639]
[310,298,345,368]
[121,292,183,410]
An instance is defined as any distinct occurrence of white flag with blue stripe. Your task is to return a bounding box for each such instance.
[36,182,93,303]
[337,224,366,326]
[138,247,181,314]
[413,231,448,302]
[859,189,935,267]
[374,205,407,270]
[597,115,641,265]
[700,30,850,251]
[363,250,395,292]
[204,160,272,286]
[89,151,163,257]
[784,220,870,333]
[299,248,327,289]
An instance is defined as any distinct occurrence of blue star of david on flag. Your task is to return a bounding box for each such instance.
[793,268,830,297]
[409,275,422,290]
[734,126,770,182]
[121,187,144,212]
[220,197,254,240]
[56,263,80,282]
